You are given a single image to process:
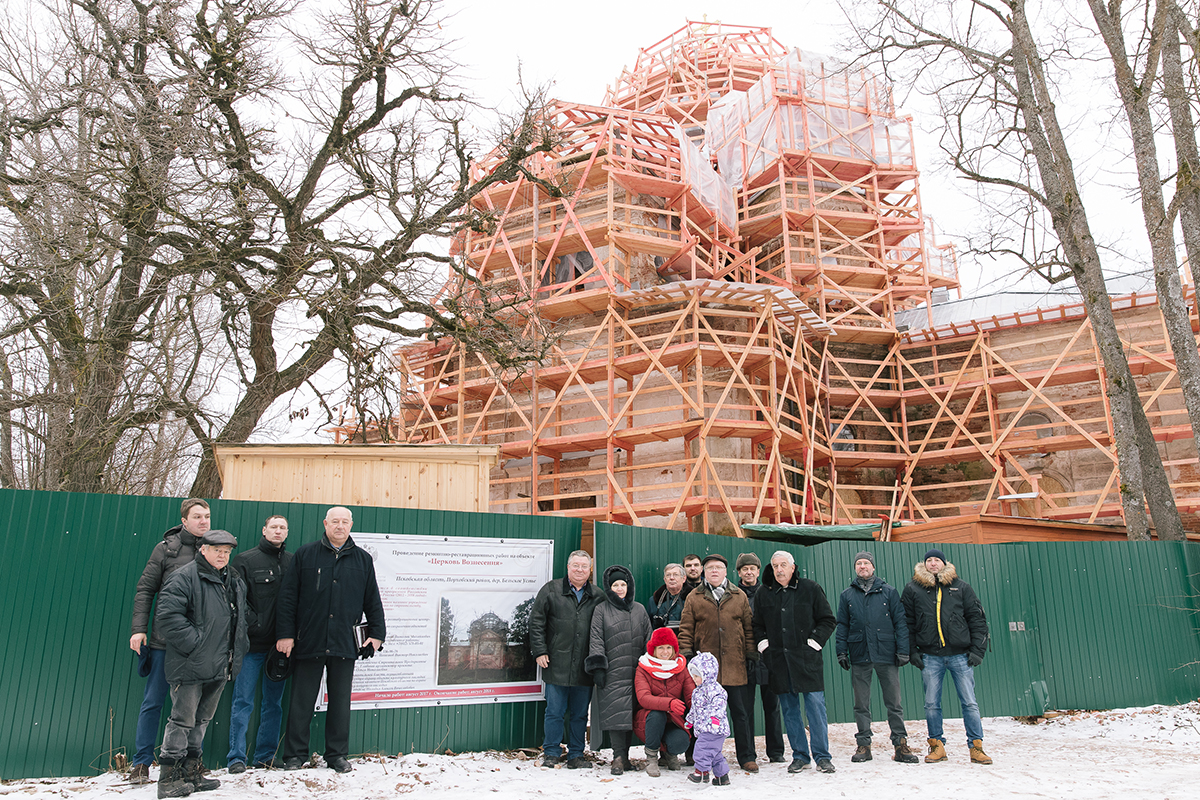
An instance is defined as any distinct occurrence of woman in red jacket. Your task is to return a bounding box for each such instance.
[634,627,695,777]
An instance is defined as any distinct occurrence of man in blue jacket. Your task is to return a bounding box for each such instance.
[275,507,385,774]
[835,551,918,765]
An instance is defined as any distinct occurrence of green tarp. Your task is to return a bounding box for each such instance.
[741,522,882,545]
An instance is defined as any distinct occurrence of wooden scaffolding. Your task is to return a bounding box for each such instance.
[331,23,1199,536]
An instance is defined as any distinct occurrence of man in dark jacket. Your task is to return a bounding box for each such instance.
[530,549,603,768]
[752,550,837,775]
[678,553,758,773]
[226,515,293,772]
[901,549,992,765]
[276,507,385,774]
[127,498,211,785]
[646,562,691,630]
[154,530,248,799]
[737,552,785,765]
[835,551,918,765]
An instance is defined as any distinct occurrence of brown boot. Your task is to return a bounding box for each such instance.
[893,738,919,763]
[851,745,872,762]
[925,738,947,763]
[129,764,154,785]
[969,739,992,765]
[643,747,660,777]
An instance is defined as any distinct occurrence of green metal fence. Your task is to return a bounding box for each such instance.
[0,489,580,780]
[594,522,1200,727]
[2,488,1198,780]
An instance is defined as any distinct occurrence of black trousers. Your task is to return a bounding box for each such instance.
[746,683,786,760]
[284,656,356,761]
[725,683,755,766]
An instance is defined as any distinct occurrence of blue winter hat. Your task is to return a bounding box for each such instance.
[924,548,948,564]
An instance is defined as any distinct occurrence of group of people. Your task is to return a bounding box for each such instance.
[127,500,386,798]
[533,546,992,783]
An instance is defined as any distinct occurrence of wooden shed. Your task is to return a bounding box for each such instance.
[888,514,1133,543]
[214,444,498,512]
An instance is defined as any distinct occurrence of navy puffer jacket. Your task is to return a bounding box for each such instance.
[835,575,909,665]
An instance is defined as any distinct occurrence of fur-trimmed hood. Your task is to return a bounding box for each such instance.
[602,564,635,610]
[912,561,958,588]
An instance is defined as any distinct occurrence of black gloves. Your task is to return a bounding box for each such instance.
[967,652,983,668]
[745,658,757,680]
[837,653,850,671]
[896,653,910,667]
[358,642,377,659]
[592,669,607,689]
[910,652,924,670]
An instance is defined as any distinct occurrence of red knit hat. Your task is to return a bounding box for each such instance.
[646,627,679,655]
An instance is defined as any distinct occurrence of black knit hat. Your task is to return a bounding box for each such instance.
[924,548,948,564]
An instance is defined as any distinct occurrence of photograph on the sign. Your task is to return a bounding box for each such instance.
[436,592,537,685]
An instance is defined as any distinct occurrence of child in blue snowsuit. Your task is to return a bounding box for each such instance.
[686,652,731,785]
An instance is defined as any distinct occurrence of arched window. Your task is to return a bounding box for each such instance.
[832,424,856,452]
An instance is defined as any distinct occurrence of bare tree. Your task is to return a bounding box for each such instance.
[0,0,559,496]
[1086,0,1200,490]
[844,0,1185,539]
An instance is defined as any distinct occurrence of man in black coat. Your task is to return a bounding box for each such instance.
[737,552,785,765]
[127,498,211,785]
[154,530,248,799]
[276,507,385,774]
[529,549,603,769]
[901,548,991,765]
[835,551,918,765]
[752,550,837,775]
[226,515,293,772]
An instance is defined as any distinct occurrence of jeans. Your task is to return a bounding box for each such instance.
[161,680,227,761]
[851,663,908,746]
[226,651,287,766]
[777,690,831,763]
[133,648,169,766]
[284,657,356,761]
[922,653,984,745]
[542,683,591,759]
[642,710,690,754]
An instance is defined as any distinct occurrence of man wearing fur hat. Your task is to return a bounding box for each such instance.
[736,553,785,765]
[835,551,918,765]
[901,549,992,765]
[678,553,759,773]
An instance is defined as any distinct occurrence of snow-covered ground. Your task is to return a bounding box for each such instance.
[5,704,1199,799]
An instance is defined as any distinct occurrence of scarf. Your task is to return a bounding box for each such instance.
[637,653,687,679]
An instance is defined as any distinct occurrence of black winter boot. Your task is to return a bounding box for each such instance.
[183,756,220,792]
[156,758,194,799]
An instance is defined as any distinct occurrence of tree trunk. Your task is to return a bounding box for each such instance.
[1085,1,1193,540]
[1010,0,1180,539]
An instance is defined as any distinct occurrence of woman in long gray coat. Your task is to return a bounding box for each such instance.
[586,564,652,775]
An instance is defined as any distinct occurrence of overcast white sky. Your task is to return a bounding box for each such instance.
[436,1,1160,300]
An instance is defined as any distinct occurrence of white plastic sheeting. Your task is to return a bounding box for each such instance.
[704,49,914,187]
[674,122,737,232]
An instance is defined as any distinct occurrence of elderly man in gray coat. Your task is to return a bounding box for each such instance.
[154,530,248,799]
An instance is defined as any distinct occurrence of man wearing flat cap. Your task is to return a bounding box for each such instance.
[835,551,918,765]
[901,548,992,765]
[154,530,249,798]
[678,553,759,773]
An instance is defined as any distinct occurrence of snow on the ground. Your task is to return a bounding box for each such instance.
[4,703,1199,799]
